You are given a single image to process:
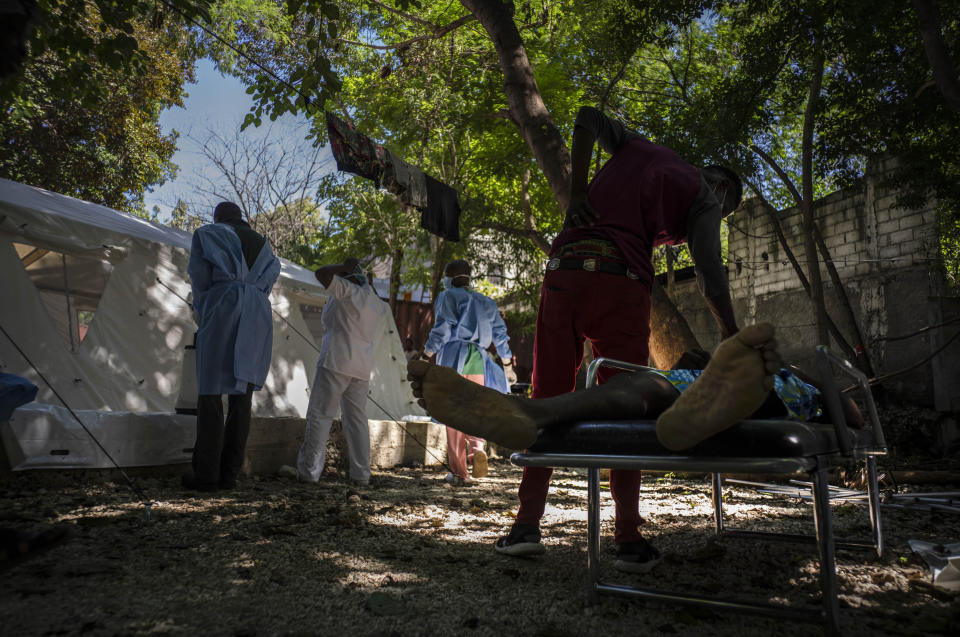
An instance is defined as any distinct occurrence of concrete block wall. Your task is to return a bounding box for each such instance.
[663,163,957,410]
[241,416,446,476]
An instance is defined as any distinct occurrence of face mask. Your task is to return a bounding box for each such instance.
[443,274,470,290]
[341,264,367,287]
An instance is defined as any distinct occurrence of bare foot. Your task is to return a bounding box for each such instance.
[407,360,540,450]
[655,323,782,451]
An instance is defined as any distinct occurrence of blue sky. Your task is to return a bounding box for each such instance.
[144,59,331,220]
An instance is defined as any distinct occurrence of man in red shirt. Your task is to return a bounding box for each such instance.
[495,106,743,572]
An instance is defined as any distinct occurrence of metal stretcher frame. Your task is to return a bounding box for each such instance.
[511,346,887,636]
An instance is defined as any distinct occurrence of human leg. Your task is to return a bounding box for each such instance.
[220,384,254,488]
[460,370,487,479]
[340,377,371,483]
[189,394,224,489]
[445,426,470,481]
[656,323,781,451]
[406,362,681,445]
[583,275,654,559]
[468,437,488,479]
[512,270,590,533]
[298,366,348,482]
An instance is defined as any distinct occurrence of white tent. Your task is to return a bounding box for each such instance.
[0,178,424,469]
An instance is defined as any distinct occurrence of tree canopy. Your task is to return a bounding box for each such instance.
[0,1,206,213]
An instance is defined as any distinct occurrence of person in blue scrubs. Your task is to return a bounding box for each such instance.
[183,202,281,492]
[423,260,513,485]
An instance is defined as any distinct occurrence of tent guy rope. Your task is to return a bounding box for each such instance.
[154,277,454,475]
[0,323,155,521]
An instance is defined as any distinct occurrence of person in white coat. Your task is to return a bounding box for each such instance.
[297,257,389,485]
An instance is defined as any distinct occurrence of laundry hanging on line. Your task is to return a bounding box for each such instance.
[325,111,459,241]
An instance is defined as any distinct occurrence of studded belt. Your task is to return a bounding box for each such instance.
[556,239,623,259]
[546,257,639,279]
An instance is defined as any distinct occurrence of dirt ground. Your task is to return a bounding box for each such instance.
[1,459,958,637]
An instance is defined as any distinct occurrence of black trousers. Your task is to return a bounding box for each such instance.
[192,385,254,486]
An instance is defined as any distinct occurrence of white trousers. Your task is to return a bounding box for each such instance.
[297,365,370,482]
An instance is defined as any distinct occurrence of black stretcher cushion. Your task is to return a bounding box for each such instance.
[528,420,876,458]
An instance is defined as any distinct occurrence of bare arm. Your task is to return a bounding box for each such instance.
[565,106,640,228]
[686,179,738,338]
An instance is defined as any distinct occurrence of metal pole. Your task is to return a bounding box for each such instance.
[712,473,725,536]
[811,469,840,636]
[587,467,601,605]
[61,254,75,351]
[866,457,884,558]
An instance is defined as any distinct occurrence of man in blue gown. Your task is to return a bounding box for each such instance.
[183,201,281,491]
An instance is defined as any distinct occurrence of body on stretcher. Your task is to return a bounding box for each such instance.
[512,347,886,636]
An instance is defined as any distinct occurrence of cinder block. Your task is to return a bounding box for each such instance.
[878,219,901,235]
[889,229,914,245]
[368,419,446,468]
[245,416,306,475]
[899,240,924,259]
[879,245,901,260]
[830,242,855,258]
[898,214,925,230]
[834,220,856,234]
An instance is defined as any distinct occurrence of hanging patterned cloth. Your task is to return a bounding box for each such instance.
[325,111,460,242]
[325,111,387,183]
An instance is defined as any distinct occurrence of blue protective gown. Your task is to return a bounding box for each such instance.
[424,286,512,394]
[188,223,281,395]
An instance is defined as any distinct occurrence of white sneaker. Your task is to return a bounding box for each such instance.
[277,465,298,479]
[444,472,472,486]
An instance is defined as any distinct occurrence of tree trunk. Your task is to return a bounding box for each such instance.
[463,0,701,358]
[649,280,700,369]
[749,146,875,374]
[429,235,450,306]
[461,0,572,210]
[756,195,860,363]
[913,0,960,110]
[801,41,829,346]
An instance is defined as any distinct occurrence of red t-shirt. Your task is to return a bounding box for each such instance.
[551,138,702,287]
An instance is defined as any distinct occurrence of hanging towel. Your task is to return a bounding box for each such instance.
[325,111,387,183]
[421,174,461,241]
[382,149,428,209]
[407,164,428,208]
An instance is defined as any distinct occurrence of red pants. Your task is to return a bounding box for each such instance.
[516,268,652,544]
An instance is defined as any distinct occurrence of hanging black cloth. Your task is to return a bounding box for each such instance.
[420,175,461,242]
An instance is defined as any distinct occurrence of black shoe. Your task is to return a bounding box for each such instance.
[614,537,662,573]
[494,523,545,556]
[181,472,219,492]
[219,474,238,490]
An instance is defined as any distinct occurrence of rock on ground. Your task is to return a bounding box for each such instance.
[0,461,957,636]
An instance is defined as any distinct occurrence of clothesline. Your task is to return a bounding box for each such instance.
[325,111,461,242]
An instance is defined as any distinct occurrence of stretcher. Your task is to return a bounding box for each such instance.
[511,347,886,636]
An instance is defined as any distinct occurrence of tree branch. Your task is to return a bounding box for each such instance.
[477,220,550,254]
[334,13,475,51]
[912,0,960,110]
